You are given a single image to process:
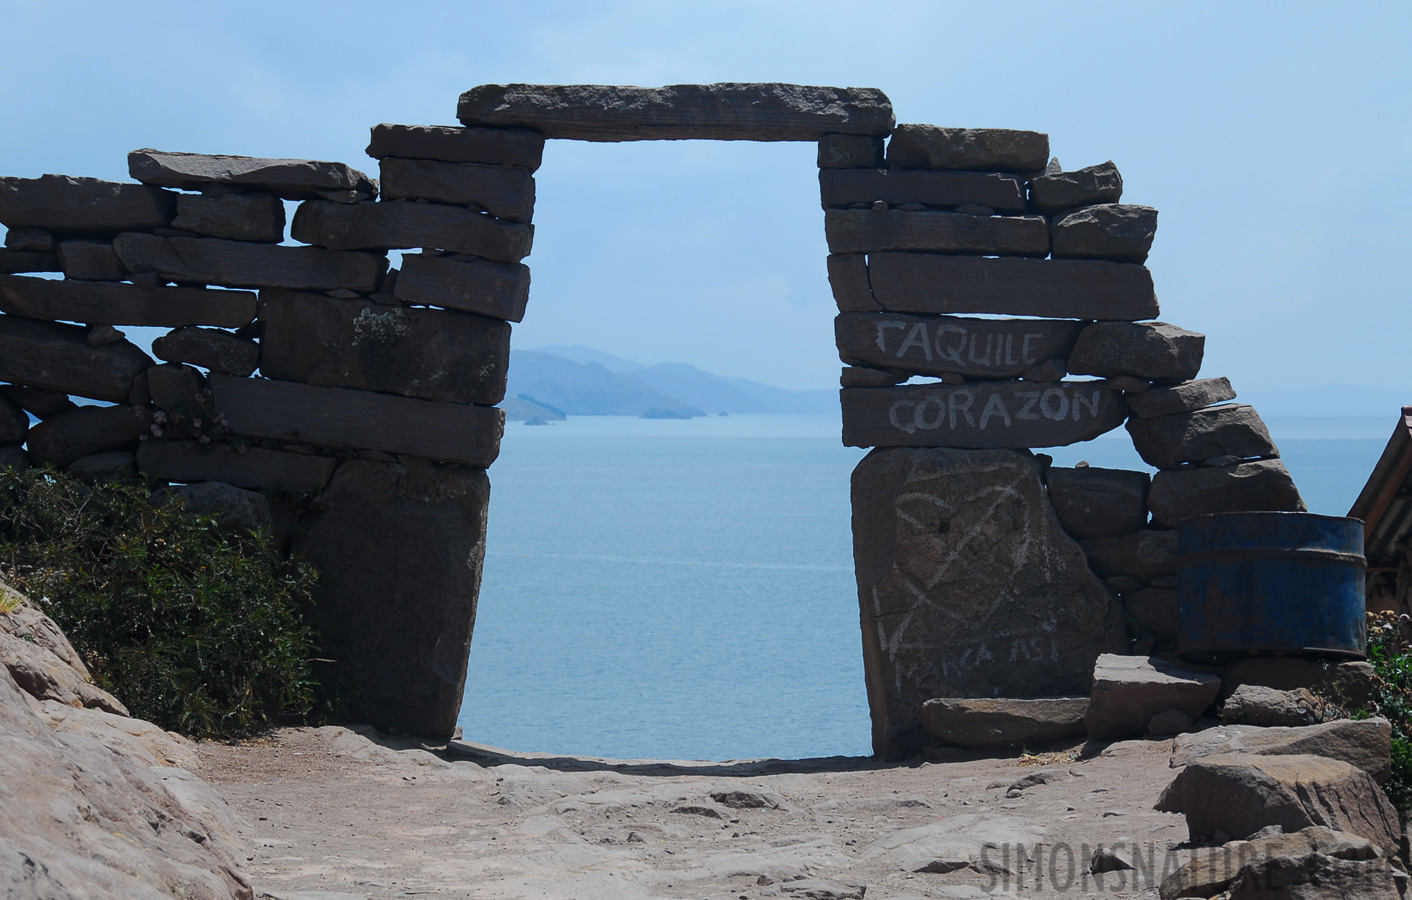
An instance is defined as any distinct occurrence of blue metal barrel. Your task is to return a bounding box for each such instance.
[1177,511,1366,664]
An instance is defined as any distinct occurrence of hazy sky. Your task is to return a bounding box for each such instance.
[1,1,1407,393]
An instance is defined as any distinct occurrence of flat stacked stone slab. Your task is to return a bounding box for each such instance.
[1127,377,1236,418]
[841,381,1127,449]
[0,385,75,419]
[56,241,125,281]
[919,697,1089,749]
[0,316,151,402]
[1068,321,1204,381]
[834,313,1082,379]
[378,159,535,222]
[867,254,1159,319]
[152,326,259,376]
[4,228,55,252]
[818,169,1025,212]
[827,254,876,311]
[0,249,60,274]
[128,149,376,200]
[257,289,511,405]
[1051,204,1157,263]
[816,134,884,169]
[1028,161,1123,213]
[457,83,895,141]
[1148,459,1305,527]
[823,210,1049,255]
[1079,528,1178,583]
[1127,404,1278,468]
[295,460,490,737]
[26,404,151,468]
[393,254,530,322]
[113,233,386,292]
[136,440,336,494]
[366,124,545,170]
[1047,466,1150,540]
[171,193,285,243]
[851,448,1125,757]
[208,374,503,467]
[0,274,255,328]
[0,175,175,234]
[885,125,1049,172]
[1085,654,1221,740]
[290,200,532,261]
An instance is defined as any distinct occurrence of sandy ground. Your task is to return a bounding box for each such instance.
[194,726,1199,900]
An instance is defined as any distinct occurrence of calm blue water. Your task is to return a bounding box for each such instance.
[457,412,1396,761]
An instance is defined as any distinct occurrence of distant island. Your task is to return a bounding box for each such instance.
[499,346,837,422]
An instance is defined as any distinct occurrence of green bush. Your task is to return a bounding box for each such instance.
[1357,610,1412,815]
[0,466,320,738]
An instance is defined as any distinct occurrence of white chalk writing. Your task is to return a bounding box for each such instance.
[873,319,1047,368]
[887,386,1106,434]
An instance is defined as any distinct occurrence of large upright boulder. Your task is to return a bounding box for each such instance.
[851,448,1126,758]
[294,460,490,738]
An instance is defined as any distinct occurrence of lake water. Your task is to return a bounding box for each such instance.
[457,412,1396,761]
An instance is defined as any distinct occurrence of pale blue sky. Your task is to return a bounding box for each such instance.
[1,1,1407,395]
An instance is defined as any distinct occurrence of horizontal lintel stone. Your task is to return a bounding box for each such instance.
[867,253,1160,320]
[834,312,1082,379]
[378,158,535,223]
[819,168,1026,212]
[128,149,376,201]
[113,233,387,293]
[209,374,504,467]
[290,200,532,262]
[366,124,545,172]
[841,380,1127,449]
[0,274,255,328]
[393,254,530,322]
[824,209,1048,256]
[136,440,337,494]
[886,125,1049,172]
[456,83,895,141]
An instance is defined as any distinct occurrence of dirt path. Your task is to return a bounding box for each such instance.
[195,726,1195,900]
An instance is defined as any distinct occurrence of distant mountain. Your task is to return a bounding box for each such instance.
[628,362,777,414]
[505,350,703,419]
[525,345,643,374]
[1242,385,1411,417]
[721,376,839,414]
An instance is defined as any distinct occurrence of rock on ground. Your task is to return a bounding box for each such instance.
[1085,654,1221,740]
[1220,684,1322,728]
[1158,825,1390,900]
[920,697,1088,748]
[1169,717,1392,784]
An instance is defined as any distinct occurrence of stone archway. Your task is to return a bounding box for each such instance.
[0,83,1303,752]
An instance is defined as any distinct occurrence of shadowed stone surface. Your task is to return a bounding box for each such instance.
[394,253,531,321]
[1124,586,1179,650]
[367,123,545,170]
[1069,321,1204,382]
[0,174,175,234]
[1219,658,1376,707]
[113,233,387,292]
[296,460,490,737]
[137,440,336,494]
[1127,377,1236,419]
[818,168,1026,212]
[25,404,151,469]
[57,240,125,281]
[1051,204,1158,263]
[1128,404,1279,469]
[0,316,152,402]
[0,248,60,274]
[1079,528,1178,583]
[0,394,26,444]
[290,199,532,262]
[379,158,535,222]
[885,125,1049,172]
[172,192,285,243]
[152,326,260,376]
[456,83,895,141]
[128,149,376,200]
[823,209,1049,256]
[0,273,255,328]
[1029,161,1123,213]
[817,133,885,168]
[258,288,511,405]
[851,448,1125,758]
[1047,466,1150,540]
[827,254,876,311]
[1155,753,1400,856]
[1148,459,1305,527]
[920,697,1088,748]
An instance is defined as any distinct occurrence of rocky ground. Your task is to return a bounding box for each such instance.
[195,726,1195,900]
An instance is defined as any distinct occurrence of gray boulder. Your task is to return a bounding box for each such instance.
[1028,161,1123,213]
[1219,658,1376,707]
[1170,718,1392,784]
[1127,404,1278,469]
[1155,753,1400,856]
[129,148,376,200]
[1079,528,1178,583]
[1127,377,1236,419]
[172,192,285,243]
[1085,654,1221,740]
[1158,826,1390,900]
[1148,459,1305,528]
[166,482,274,534]
[1220,684,1322,728]
[1051,204,1158,263]
[26,404,151,469]
[152,326,260,377]
[919,697,1088,748]
[1046,466,1149,539]
[852,447,1125,758]
[1068,321,1204,382]
[0,315,152,403]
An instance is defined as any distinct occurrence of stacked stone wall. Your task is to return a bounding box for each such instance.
[0,82,1310,751]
